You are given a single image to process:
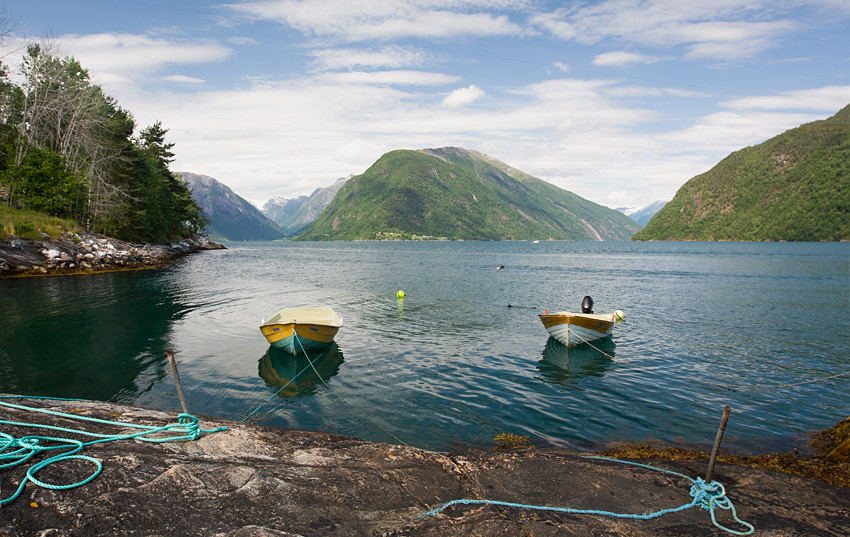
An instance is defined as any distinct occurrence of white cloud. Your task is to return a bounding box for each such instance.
[660,110,824,152]
[347,11,525,41]
[163,75,206,84]
[529,11,576,40]
[317,70,460,86]
[227,36,260,46]
[309,45,431,71]
[533,1,801,62]
[442,84,485,107]
[226,0,528,41]
[55,33,232,78]
[604,85,708,98]
[593,51,660,67]
[552,61,570,72]
[720,85,850,111]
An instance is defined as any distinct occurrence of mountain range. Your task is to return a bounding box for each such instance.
[616,201,667,227]
[182,103,848,243]
[178,172,283,241]
[634,104,849,241]
[262,177,350,236]
[298,147,640,241]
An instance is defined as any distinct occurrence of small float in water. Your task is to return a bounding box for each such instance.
[259,307,343,355]
[539,296,624,348]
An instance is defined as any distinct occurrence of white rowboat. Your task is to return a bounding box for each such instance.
[539,310,624,348]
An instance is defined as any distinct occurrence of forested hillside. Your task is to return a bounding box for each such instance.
[634,105,849,241]
[0,44,205,243]
[299,147,639,241]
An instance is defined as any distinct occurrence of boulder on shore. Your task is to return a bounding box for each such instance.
[0,233,225,278]
[1,397,848,536]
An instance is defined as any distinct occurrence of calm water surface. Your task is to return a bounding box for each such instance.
[1,241,848,453]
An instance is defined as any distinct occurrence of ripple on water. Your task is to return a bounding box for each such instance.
[1,241,847,452]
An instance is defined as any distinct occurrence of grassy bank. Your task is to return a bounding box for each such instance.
[1,206,82,240]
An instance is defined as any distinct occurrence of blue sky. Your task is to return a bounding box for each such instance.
[3,0,849,209]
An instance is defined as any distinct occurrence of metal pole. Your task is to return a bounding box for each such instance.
[166,350,190,415]
[706,405,732,482]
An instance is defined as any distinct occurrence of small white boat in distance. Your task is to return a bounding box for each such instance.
[539,296,624,348]
[259,307,343,355]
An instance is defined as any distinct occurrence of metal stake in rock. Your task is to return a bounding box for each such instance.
[706,405,732,482]
[166,350,190,415]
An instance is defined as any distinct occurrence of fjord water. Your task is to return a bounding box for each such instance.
[1,241,848,453]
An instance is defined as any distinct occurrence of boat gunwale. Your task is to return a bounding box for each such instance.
[260,307,343,329]
[539,311,616,332]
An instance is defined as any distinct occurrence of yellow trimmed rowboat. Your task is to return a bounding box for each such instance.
[259,307,343,355]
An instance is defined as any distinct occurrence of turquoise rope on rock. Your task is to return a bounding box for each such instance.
[0,397,228,505]
[420,456,754,536]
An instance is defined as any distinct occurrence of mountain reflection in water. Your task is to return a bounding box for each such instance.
[258,343,345,398]
[536,337,614,386]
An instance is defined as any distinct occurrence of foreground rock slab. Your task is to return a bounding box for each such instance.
[1,398,848,536]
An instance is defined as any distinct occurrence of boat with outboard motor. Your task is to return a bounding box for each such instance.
[539,296,624,348]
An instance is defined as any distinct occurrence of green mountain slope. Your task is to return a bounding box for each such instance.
[297,147,639,241]
[634,105,850,241]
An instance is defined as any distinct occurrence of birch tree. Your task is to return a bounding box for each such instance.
[12,45,135,228]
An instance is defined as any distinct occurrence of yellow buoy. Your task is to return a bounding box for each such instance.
[396,290,405,299]
[614,310,625,321]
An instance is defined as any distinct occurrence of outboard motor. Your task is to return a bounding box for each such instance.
[581,296,594,314]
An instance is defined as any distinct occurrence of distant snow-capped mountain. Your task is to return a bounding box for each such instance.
[616,200,667,227]
[179,172,284,241]
[262,176,350,237]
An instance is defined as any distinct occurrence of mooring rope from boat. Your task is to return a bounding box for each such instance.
[291,334,415,449]
[569,331,655,371]
[419,455,754,535]
[288,334,450,454]
[0,397,228,505]
[240,347,330,423]
[239,337,446,453]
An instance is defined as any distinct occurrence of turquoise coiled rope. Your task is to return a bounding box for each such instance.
[0,396,228,505]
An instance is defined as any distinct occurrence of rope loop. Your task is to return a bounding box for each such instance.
[420,457,754,535]
[177,413,201,440]
[0,397,228,505]
[27,454,103,490]
[689,477,754,535]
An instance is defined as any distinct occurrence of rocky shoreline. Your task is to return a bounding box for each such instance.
[1,397,848,537]
[0,233,225,278]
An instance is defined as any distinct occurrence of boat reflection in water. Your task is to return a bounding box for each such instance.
[536,337,614,386]
[258,342,345,398]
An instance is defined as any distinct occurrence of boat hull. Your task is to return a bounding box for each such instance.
[539,312,616,348]
[260,323,340,354]
[259,307,342,355]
